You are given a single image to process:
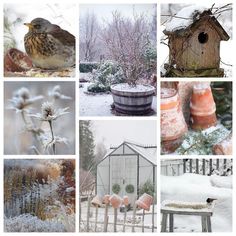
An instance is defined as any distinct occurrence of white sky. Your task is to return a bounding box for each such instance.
[91,120,156,148]
[79,4,156,24]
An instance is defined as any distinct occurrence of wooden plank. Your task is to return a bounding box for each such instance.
[183,160,186,173]
[189,159,192,173]
[123,206,127,232]
[209,159,213,175]
[196,159,199,174]
[132,204,137,232]
[169,213,174,232]
[104,203,109,232]
[142,209,145,232]
[202,159,206,175]
[207,216,212,232]
[114,208,118,232]
[161,209,212,216]
[86,196,91,232]
[161,213,168,232]
[216,159,220,171]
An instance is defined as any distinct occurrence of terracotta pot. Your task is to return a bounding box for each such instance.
[136,193,153,211]
[109,194,123,209]
[4,48,32,72]
[103,195,110,205]
[161,88,187,153]
[190,83,217,130]
[91,195,102,207]
[123,196,129,206]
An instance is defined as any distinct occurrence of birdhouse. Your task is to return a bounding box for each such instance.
[163,6,230,77]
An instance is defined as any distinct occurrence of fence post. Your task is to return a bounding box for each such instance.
[142,209,145,232]
[79,197,81,228]
[132,204,137,232]
[189,159,192,173]
[196,159,199,174]
[123,206,127,232]
[94,205,98,232]
[183,160,186,173]
[104,202,109,232]
[87,196,91,232]
[114,208,118,232]
[202,159,206,175]
[209,159,213,175]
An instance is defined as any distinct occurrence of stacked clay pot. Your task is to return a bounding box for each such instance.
[123,196,129,206]
[161,88,187,153]
[136,193,153,211]
[103,195,110,204]
[190,82,217,130]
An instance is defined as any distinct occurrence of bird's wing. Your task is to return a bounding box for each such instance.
[50,25,75,48]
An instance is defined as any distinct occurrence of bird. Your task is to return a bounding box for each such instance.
[206,198,217,207]
[24,18,75,70]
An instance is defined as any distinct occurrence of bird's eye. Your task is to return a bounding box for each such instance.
[34,24,41,29]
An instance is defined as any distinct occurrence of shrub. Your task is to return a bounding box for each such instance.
[112,183,121,194]
[139,180,155,197]
[88,60,125,93]
[125,184,135,194]
[79,62,99,73]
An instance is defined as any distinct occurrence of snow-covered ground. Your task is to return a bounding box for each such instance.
[79,82,157,116]
[80,201,157,232]
[161,173,232,232]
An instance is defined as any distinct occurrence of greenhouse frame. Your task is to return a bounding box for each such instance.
[96,141,157,203]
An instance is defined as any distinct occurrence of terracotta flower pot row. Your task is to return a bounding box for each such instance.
[161,83,217,153]
[91,193,153,211]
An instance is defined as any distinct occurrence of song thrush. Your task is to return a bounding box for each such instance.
[24,18,75,70]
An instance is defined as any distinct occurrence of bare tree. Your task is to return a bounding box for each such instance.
[79,11,100,61]
[101,11,150,85]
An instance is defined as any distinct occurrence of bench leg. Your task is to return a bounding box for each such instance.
[207,216,212,232]
[201,216,207,232]
[169,213,174,232]
[161,213,168,232]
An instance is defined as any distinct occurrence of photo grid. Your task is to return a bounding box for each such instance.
[0,0,234,234]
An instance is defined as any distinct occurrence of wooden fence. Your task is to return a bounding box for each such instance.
[183,159,232,176]
[79,195,156,232]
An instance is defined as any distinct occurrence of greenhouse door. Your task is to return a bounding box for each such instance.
[111,156,137,199]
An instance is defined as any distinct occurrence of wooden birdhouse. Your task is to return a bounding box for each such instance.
[163,6,230,77]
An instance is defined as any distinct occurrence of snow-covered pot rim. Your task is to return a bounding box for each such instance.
[111,83,155,96]
[4,48,32,72]
[103,195,110,204]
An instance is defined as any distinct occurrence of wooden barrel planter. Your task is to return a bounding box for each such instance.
[161,88,187,153]
[190,83,217,130]
[111,83,155,115]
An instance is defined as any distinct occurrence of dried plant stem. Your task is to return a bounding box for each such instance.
[49,120,56,154]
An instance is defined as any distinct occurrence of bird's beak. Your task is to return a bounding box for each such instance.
[24,23,33,29]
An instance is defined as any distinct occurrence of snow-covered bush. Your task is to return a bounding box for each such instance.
[79,62,99,73]
[87,60,125,93]
[139,180,155,197]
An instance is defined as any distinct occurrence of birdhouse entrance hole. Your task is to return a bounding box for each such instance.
[198,32,208,44]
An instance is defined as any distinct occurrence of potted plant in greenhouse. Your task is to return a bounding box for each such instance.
[102,12,156,115]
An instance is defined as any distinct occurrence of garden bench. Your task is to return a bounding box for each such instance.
[161,200,214,232]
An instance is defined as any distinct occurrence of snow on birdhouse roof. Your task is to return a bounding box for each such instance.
[165,5,207,33]
[164,5,230,40]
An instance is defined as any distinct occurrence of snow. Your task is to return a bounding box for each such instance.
[165,5,207,32]
[80,201,157,232]
[79,81,157,116]
[210,175,232,189]
[5,214,66,232]
[161,173,232,232]
[111,83,155,93]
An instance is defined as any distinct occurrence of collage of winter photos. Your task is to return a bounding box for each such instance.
[0,0,234,234]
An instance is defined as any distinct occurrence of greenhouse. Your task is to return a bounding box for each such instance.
[96,141,157,204]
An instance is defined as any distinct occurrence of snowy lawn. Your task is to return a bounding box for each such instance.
[161,173,232,232]
[79,82,157,116]
[80,201,157,232]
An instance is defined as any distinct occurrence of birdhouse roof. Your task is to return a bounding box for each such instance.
[164,5,230,41]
